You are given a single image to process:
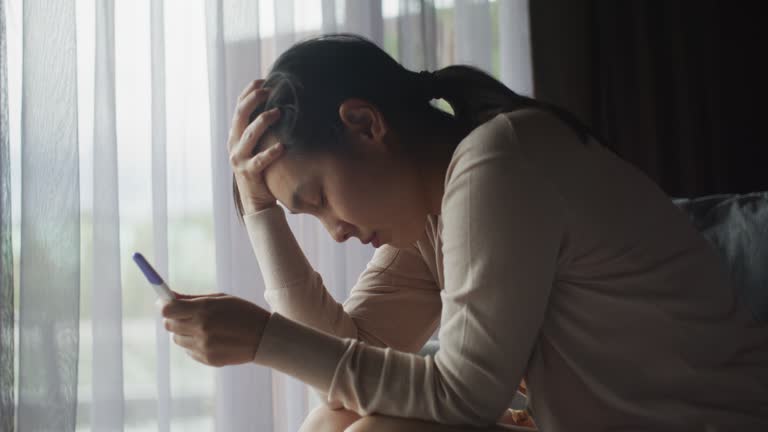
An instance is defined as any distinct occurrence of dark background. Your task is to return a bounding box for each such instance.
[528,0,767,197]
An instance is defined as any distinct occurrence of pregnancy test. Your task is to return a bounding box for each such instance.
[132,252,176,302]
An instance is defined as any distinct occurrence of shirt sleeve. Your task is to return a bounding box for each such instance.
[243,205,440,352]
[342,244,442,353]
[252,117,568,426]
[245,206,441,408]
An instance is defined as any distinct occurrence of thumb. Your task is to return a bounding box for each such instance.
[171,290,228,300]
[154,297,169,311]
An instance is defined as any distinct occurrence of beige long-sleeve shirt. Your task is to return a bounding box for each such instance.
[246,108,768,431]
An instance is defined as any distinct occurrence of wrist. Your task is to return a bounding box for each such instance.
[251,309,273,360]
[243,201,277,216]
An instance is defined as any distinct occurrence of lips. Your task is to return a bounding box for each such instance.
[370,232,381,248]
[361,231,382,248]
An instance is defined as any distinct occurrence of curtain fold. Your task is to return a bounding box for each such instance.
[149,0,172,431]
[344,0,383,45]
[205,1,276,431]
[17,0,80,430]
[498,0,533,96]
[397,0,438,72]
[4,1,534,430]
[0,0,16,430]
[91,0,125,429]
[321,0,338,34]
[274,0,296,55]
[455,0,492,72]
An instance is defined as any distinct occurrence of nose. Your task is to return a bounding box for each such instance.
[323,217,354,243]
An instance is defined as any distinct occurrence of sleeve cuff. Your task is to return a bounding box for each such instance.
[253,312,348,393]
[242,204,313,288]
[242,203,281,219]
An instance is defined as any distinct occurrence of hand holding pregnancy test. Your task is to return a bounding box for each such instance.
[133,252,271,367]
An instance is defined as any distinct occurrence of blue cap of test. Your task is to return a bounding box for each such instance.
[132,252,165,285]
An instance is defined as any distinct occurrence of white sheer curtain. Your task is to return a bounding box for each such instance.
[1,0,532,430]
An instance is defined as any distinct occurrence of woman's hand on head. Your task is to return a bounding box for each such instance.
[156,292,272,367]
[228,79,286,215]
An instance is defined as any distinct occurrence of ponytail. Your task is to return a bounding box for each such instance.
[431,65,597,145]
[232,34,599,221]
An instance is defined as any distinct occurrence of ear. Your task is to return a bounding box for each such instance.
[338,99,388,143]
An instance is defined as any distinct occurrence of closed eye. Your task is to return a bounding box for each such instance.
[288,194,324,215]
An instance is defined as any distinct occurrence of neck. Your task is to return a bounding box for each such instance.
[416,114,467,216]
[420,158,448,216]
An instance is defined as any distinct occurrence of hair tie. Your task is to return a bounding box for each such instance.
[417,70,440,100]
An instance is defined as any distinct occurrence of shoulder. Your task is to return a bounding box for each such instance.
[449,112,517,164]
[439,109,571,224]
[443,110,525,190]
[444,108,589,189]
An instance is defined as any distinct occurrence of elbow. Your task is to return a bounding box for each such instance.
[447,389,511,427]
[427,335,530,425]
[431,362,514,426]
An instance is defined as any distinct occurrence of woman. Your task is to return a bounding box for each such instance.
[159,34,768,431]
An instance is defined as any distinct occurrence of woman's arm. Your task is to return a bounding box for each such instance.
[251,114,567,426]
[243,205,441,352]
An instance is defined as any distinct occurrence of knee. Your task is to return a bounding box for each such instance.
[344,415,395,432]
[343,416,372,432]
[299,404,361,432]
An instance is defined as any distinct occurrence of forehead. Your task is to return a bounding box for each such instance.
[261,140,325,208]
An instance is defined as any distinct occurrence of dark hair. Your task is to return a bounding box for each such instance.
[233,33,596,220]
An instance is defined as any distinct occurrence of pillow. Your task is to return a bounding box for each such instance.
[672,192,768,322]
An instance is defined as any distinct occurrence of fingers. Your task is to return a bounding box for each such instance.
[164,318,197,336]
[159,293,229,323]
[246,141,283,174]
[173,333,198,351]
[171,290,227,300]
[237,79,264,103]
[230,87,272,143]
[160,298,202,319]
[184,348,208,365]
[175,335,223,367]
[231,108,282,163]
